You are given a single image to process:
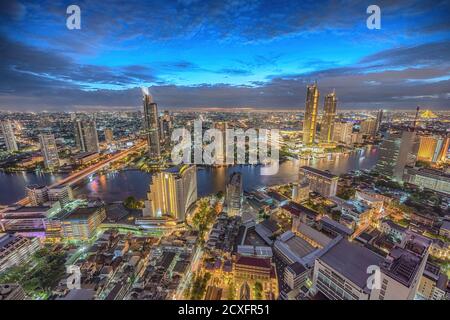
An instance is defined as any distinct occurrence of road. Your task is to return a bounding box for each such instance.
[12,141,147,207]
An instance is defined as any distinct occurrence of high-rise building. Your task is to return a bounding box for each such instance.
[0,120,18,152]
[303,83,319,145]
[332,122,353,145]
[73,119,99,153]
[375,109,383,133]
[320,91,337,143]
[39,133,59,170]
[145,165,197,221]
[143,92,161,159]
[360,118,377,137]
[417,134,449,163]
[159,111,173,148]
[375,130,418,181]
[226,172,243,216]
[298,166,338,197]
[104,128,114,144]
[26,184,49,206]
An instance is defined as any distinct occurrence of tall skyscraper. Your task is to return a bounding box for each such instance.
[375,130,418,181]
[320,91,337,143]
[39,133,59,170]
[226,172,243,216]
[143,91,161,159]
[332,121,353,145]
[159,111,173,148]
[145,165,197,221]
[375,109,383,133]
[0,120,18,152]
[74,119,99,153]
[360,118,377,137]
[303,83,319,145]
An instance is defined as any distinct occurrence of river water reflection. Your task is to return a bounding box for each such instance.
[0,146,379,205]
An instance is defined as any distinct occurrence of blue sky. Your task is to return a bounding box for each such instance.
[0,0,449,110]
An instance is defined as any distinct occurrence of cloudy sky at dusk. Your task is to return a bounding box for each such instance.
[0,0,449,111]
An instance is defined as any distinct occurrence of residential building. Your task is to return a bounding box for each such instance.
[303,83,319,145]
[39,133,59,170]
[226,172,243,216]
[144,165,197,221]
[320,91,337,143]
[73,119,99,153]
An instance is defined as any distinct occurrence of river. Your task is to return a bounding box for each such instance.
[0,146,379,205]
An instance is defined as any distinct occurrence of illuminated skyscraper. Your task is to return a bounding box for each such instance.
[39,133,59,170]
[145,165,197,221]
[303,83,319,145]
[375,109,383,133]
[0,120,18,152]
[159,111,173,148]
[73,119,99,153]
[320,91,337,143]
[143,92,161,159]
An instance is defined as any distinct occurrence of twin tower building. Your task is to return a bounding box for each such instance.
[303,83,337,145]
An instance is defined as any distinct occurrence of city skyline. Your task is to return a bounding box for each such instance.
[0,0,449,111]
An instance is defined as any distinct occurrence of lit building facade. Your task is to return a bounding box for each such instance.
[320,91,337,143]
[303,83,319,145]
[145,165,197,221]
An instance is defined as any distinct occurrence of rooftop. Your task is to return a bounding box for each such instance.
[319,238,384,289]
[235,256,271,269]
[300,166,338,180]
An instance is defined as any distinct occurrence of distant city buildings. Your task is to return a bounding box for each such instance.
[74,119,99,153]
[298,166,338,197]
[320,91,337,143]
[0,120,18,152]
[144,165,197,221]
[143,92,161,159]
[226,172,243,216]
[39,133,59,170]
[303,83,319,145]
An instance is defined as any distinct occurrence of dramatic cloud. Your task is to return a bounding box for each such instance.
[0,0,449,110]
